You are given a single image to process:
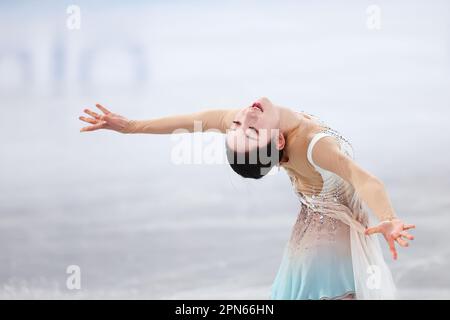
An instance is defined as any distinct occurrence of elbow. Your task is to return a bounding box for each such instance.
[370,175,385,188]
[367,172,385,187]
[357,173,385,194]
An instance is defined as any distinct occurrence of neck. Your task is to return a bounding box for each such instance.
[277,105,304,137]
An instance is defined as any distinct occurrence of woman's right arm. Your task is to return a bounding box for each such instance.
[79,104,239,134]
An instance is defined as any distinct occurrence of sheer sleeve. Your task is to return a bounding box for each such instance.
[306,131,398,299]
[120,108,239,134]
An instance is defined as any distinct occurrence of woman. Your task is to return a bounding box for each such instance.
[79,97,415,300]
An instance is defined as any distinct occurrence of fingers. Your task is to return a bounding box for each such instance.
[79,104,111,132]
[365,226,381,235]
[96,103,111,114]
[403,224,416,230]
[80,121,107,132]
[387,237,398,260]
[400,231,414,240]
[395,237,409,247]
[79,116,98,125]
[84,108,102,119]
[391,230,401,239]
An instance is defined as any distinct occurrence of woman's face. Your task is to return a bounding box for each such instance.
[225,97,281,153]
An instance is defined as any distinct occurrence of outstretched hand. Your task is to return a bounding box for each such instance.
[365,218,415,260]
[79,104,130,133]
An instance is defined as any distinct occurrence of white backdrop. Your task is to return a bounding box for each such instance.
[0,0,449,298]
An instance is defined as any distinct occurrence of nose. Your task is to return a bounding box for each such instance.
[244,108,258,121]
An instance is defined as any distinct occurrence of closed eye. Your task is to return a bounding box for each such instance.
[230,121,258,141]
[231,121,241,130]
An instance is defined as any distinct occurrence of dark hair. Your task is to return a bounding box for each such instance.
[225,137,284,179]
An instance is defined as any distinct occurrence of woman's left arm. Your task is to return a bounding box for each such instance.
[311,136,415,260]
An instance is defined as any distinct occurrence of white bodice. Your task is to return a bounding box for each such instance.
[287,112,355,210]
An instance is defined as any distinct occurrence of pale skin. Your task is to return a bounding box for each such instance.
[79,97,415,260]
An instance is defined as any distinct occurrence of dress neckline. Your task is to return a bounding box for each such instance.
[281,110,336,198]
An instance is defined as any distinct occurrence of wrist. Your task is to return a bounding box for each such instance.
[120,119,136,134]
[379,209,397,222]
[381,215,398,222]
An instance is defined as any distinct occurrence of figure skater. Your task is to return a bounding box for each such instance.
[78,97,415,300]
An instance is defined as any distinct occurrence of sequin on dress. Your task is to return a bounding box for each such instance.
[270,112,397,300]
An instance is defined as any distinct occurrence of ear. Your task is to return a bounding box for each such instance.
[276,132,285,150]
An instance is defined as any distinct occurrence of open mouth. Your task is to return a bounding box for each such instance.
[251,102,263,112]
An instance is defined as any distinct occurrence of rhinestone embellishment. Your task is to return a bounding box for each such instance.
[285,111,355,256]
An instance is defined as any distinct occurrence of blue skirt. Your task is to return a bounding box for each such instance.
[270,204,356,300]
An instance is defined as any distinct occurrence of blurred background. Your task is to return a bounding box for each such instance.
[0,0,449,299]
